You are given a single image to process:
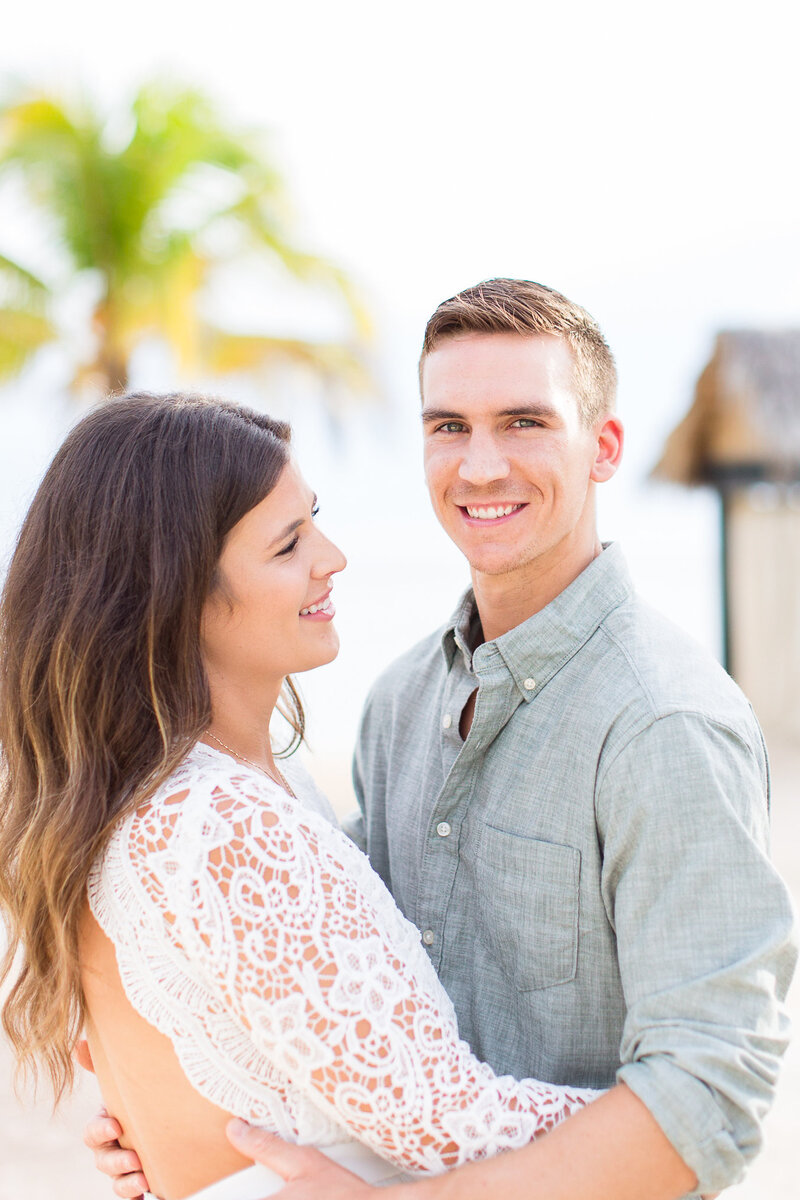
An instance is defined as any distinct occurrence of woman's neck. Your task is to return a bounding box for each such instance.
[203,671,282,774]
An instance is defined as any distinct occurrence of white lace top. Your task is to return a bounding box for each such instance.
[87,743,600,1177]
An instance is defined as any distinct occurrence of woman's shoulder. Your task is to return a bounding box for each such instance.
[88,744,309,933]
[119,743,345,879]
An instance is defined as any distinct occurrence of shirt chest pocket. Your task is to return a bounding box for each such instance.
[475,826,581,992]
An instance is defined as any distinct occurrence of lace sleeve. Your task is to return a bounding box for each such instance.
[161,777,601,1175]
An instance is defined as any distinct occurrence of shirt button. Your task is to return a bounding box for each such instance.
[442,713,452,729]
[436,821,452,838]
[523,678,536,690]
[422,929,435,946]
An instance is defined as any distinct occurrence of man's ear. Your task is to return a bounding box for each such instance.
[590,415,624,483]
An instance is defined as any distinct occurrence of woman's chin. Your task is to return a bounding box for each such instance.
[297,632,341,673]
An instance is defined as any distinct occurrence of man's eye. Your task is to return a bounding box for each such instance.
[511,418,542,428]
[311,503,320,518]
[437,422,466,434]
[276,536,299,557]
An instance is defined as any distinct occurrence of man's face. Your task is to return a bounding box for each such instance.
[421,332,618,583]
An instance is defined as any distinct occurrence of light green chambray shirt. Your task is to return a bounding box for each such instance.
[349,543,797,1195]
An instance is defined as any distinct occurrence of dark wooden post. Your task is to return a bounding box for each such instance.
[719,488,733,676]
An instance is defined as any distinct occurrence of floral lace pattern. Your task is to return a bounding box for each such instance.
[87,744,601,1175]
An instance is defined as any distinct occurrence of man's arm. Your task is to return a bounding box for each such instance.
[595,712,796,1191]
[225,1084,697,1200]
[86,1081,702,1200]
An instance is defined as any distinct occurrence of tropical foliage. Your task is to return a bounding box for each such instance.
[0,84,370,399]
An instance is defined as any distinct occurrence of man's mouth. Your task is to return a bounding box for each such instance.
[460,503,526,521]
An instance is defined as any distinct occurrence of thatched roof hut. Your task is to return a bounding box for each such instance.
[654,329,800,486]
[654,329,800,740]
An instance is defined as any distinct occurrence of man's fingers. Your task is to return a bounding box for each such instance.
[226,1119,331,1181]
[83,1109,123,1150]
[97,1146,145,1177]
[112,1173,147,1200]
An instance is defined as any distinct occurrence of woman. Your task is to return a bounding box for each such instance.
[0,394,600,1200]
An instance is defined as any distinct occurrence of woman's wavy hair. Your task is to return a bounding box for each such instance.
[0,391,298,1100]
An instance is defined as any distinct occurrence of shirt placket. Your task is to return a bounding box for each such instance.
[416,646,525,969]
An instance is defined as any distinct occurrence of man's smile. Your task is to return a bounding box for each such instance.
[458,502,528,525]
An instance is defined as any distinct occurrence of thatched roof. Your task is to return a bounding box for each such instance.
[653,329,800,486]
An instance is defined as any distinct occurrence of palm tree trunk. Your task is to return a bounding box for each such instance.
[98,350,129,396]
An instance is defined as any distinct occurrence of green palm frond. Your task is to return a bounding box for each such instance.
[0,308,55,379]
[0,252,55,380]
[0,251,50,295]
[201,328,372,392]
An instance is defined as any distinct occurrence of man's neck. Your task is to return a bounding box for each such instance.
[471,535,604,643]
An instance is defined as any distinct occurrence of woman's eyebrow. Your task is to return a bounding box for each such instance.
[268,518,303,548]
[267,494,318,548]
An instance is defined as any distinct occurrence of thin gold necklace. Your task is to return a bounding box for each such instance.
[204,730,296,797]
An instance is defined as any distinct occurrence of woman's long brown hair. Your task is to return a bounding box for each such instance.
[0,392,298,1100]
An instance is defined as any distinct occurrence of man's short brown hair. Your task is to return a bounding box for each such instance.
[420,278,617,425]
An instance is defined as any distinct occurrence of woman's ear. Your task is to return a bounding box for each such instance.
[74,1037,95,1075]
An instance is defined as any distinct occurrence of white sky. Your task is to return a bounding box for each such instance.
[2,0,799,784]
[4,0,798,291]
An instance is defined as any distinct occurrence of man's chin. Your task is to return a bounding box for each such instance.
[465,551,532,578]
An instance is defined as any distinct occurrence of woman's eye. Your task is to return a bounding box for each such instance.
[311,503,320,519]
[276,536,299,557]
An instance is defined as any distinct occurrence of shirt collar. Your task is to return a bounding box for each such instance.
[441,587,480,672]
[440,543,634,697]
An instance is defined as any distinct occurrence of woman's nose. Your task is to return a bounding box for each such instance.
[314,531,347,578]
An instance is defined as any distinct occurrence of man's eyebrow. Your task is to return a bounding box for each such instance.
[267,494,317,548]
[498,404,559,420]
[421,408,463,425]
[421,403,559,425]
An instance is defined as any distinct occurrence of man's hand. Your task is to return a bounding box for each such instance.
[225,1120,397,1199]
[83,1109,149,1199]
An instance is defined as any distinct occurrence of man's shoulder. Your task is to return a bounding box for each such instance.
[598,593,760,740]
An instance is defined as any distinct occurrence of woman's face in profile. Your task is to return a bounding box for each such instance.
[200,458,346,690]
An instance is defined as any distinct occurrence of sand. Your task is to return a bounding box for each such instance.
[1,744,798,1200]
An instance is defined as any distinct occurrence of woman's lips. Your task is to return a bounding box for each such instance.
[300,593,335,619]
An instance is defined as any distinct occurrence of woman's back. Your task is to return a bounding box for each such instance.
[79,906,252,1199]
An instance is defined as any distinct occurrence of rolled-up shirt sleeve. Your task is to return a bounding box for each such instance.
[596,711,798,1193]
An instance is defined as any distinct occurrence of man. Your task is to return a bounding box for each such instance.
[88,279,796,1198]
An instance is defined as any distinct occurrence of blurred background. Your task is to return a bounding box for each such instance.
[1,1,798,1196]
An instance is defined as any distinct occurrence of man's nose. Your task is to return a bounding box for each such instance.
[457,434,511,486]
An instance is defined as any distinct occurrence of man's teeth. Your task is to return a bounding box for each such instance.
[300,596,333,616]
[465,504,522,520]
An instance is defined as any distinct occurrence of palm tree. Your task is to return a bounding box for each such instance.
[0,84,370,400]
